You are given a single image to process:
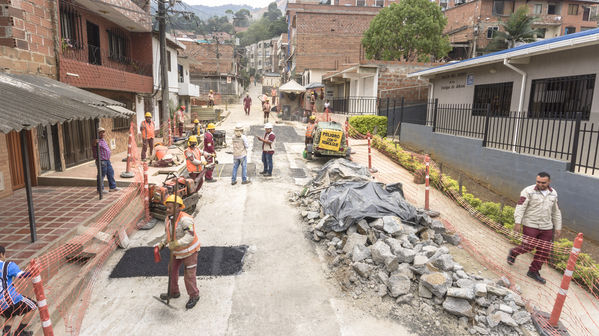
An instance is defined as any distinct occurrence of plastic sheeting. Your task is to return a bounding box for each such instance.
[302,158,371,197]
[319,181,429,232]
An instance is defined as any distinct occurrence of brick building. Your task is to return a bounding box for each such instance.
[437,0,599,59]
[180,39,242,96]
[246,37,277,76]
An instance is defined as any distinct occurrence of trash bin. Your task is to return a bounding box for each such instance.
[213,130,226,148]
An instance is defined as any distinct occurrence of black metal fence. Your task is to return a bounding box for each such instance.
[397,100,599,175]
[60,43,152,76]
[330,97,378,115]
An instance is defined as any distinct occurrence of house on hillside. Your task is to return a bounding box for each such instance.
[435,0,599,59]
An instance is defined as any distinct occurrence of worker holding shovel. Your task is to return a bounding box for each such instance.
[154,194,201,309]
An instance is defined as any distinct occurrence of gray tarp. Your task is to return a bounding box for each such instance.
[319,181,429,232]
[303,159,371,197]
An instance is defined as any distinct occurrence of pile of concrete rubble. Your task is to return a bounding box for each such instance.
[289,159,538,336]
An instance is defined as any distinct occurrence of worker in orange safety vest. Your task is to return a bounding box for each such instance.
[155,194,201,309]
[305,115,316,145]
[140,112,155,161]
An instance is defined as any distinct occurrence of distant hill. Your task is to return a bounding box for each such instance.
[189,4,257,20]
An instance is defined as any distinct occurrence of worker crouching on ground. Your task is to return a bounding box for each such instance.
[203,123,217,182]
[154,196,201,309]
[305,115,316,145]
[140,112,155,161]
[185,136,212,180]
[1,246,38,336]
[149,142,176,167]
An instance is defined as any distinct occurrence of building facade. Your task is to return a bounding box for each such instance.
[437,0,599,59]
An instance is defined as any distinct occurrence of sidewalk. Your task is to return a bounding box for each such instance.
[349,138,599,336]
[0,186,122,266]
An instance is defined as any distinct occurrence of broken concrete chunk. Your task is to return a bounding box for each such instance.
[352,244,371,262]
[475,283,488,297]
[382,216,403,235]
[388,274,411,297]
[370,240,394,265]
[498,304,513,314]
[512,310,531,325]
[384,237,403,255]
[376,270,389,286]
[446,287,475,300]
[377,284,388,297]
[343,233,368,254]
[430,220,446,234]
[455,270,469,279]
[422,245,438,257]
[394,263,414,280]
[306,211,320,220]
[418,281,434,299]
[384,256,399,272]
[370,218,384,230]
[475,297,490,308]
[396,247,417,264]
[487,285,508,297]
[456,278,475,289]
[352,262,373,278]
[346,224,358,235]
[443,297,474,318]
[497,276,511,288]
[413,255,429,267]
[356,219,370,235]
[442,232,462,246]
[421,272,452,298]
[301,210,308,217]
[430,254,455,271]
[396,293,414,305]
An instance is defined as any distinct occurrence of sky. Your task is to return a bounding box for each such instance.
[183,0,274,7]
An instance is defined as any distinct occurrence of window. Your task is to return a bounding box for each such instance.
[565,26,576,34]
[178,64,184,83]
[493,1,505,15]
[439,0,448,10]
[167,51,171,71]
[107,29,128,63]
[59,0,83,48]
[487,26,499,39]
[113,117,131,131]
[568,4,578,16]
[547,3,559,15]
[582,6,591,21]
[528,74,595,120]
[356,0,365,6]
[536,28,546,39]
[472,82,513,116]
[581,26,596,32]
[375,0,384,7]
[533,4,542,15]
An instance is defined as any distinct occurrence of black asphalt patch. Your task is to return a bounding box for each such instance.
[109,246,248,278]
[250,125,303,152]
[214,162,257,177]
[289,167,307,178]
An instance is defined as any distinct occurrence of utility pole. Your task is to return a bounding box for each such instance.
[158,0,170,134]
[213,30,221,94]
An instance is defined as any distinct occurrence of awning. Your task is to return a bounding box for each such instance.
[279,80,306,93]
[0,72,135,133]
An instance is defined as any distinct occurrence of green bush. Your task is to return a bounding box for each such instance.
[349,115,387,137]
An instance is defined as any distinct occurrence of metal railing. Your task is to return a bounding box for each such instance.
[330,97,378,115]
[60,43,152,76]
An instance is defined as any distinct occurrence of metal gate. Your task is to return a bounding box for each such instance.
[37,125,51,172]
[62,119,97,167]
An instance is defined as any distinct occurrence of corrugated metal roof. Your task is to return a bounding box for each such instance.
[0,72,135,133]
[409,27,599,77]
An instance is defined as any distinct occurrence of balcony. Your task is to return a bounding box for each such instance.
[61,43,152,76]
[75,0,151,32]
[178,82,200,97]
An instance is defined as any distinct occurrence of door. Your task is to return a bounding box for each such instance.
[87,21,101,65]
[62,119,97,167]
[37,125,51,172]
[7,130,36,190]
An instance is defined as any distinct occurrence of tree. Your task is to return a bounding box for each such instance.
[237,2,285,46]
[362,0,451,62]
[227,9,251,27]
[487,6,539,51]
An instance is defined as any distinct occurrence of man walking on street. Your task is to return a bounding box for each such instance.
[1,245,38,336]
[93,127,120,193]
[204,123,217,182]
[140,112,155,161]
[208,90,215,107]
[154,196,201,309]
[231,124,250,185]
[243,94,252,116]
[258,123,275,177]
[507,172,562,284]
[271,86,277,106]
[262,98,271,124]
[176,106,186,137]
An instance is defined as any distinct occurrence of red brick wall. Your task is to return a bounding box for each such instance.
[183,41,235,75]
[0,133,13,199]
[372,62,435,100]
[59,58,152,93]
[443,0,479,44]
[131,32,152,66]
[99,117,130,154]
[0,0,56,77]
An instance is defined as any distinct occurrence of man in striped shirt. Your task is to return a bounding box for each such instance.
[93,127,120,193]
[1,245,37,336]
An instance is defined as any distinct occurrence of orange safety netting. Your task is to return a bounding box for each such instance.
[1,122,148,336]
[345,121,599,336]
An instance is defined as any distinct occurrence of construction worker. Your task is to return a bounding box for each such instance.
[176,106,186,137]
[185,136,206,177]
[262,98,271,124]
[204,123,217,182]
[305,115,316,145]
[208,90,215,107]
[149,142,175,167]
[1,245,38,336]
[191,119,201,136]
[140,112,155,161]
[257,123,275,177]
[155,196,201,310]
[270,86,277,106]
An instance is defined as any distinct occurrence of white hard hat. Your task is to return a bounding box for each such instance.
[264,123,273,129]
[235,123,243,131]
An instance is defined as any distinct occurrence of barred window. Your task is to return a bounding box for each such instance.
[59,0,83,48]
[472,82,513,116]
[113,117,131,131]
[107,29,129,63]
[528,74,595,120]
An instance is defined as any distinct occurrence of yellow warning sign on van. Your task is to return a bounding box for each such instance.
[318,129,343,151]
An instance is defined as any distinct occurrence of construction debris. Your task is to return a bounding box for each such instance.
[289,159,539,336]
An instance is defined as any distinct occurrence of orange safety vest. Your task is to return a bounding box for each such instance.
[165,212,201,258]
[141,120,155,139]
[306,123,316,137]
[185,147,202,173]
[155,145,168,160]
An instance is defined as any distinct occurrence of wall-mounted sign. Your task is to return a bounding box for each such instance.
[227,76,231,84]
[466,74,474,86]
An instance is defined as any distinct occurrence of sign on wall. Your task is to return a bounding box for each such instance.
[466,74,474,86]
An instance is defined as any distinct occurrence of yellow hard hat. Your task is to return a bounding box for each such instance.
[193,119,199,124]
[206,123,216,130]
[210,90,213,93]
[188,135,198,146]
[164,194,185,208]
[309,115,316,120]
[154,142,163,147]
[145,112,152,118]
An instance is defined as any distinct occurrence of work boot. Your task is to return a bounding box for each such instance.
[264,173,272,177]
[507,249,516,265]
[231,180,237,185]
[242,180,251,185]
[185,295,200,309]
[159,292,181,300]
[259,171,267,175]
[206,178,217,183]
[526,270,546,284]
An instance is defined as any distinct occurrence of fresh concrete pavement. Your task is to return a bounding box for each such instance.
[75,85,414,336]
